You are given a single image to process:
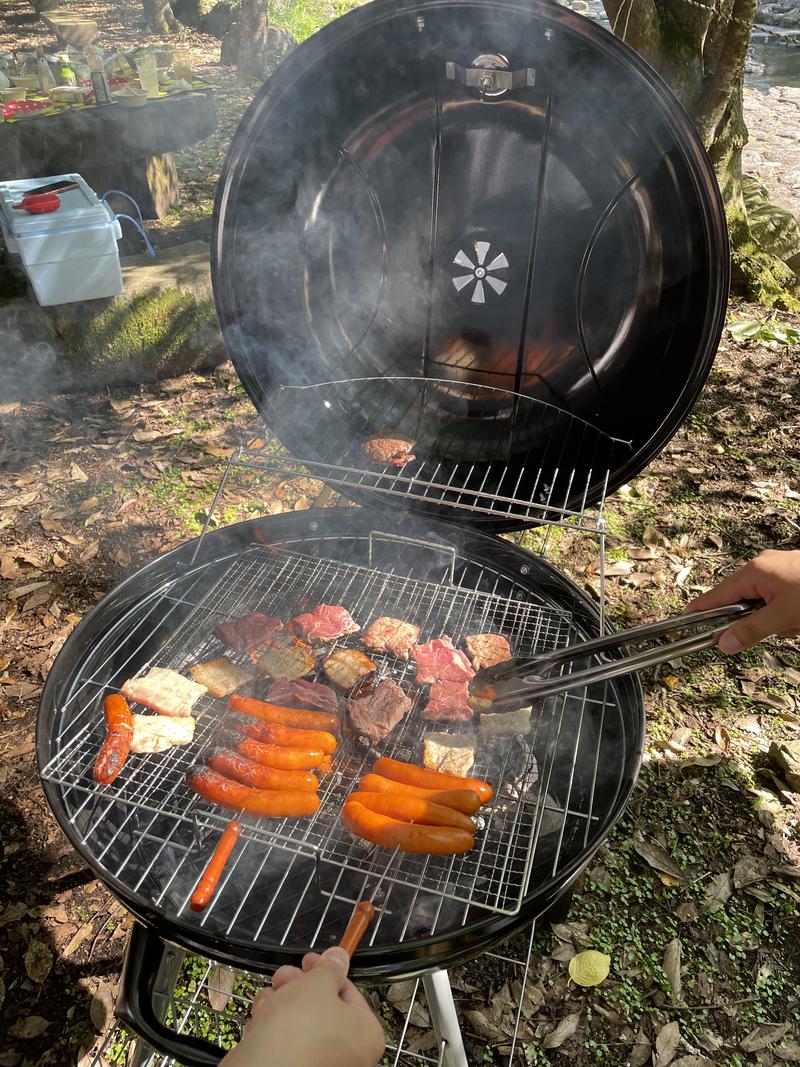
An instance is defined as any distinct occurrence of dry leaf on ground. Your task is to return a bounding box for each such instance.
[739,1022,792,1053]
[568,950,611,987]
[543,1012,581,1050]
[23,939,53,983]
[663,938,683,1002]
[90,981,115,1033]
[632,838,684,881]
[775,1039,800,1061]
[671,1057,716,1066]
[629,1028,653,1067]
[733,854,769,889]
[654,1020,681,1067]
[702,872,732,913]
[207,966,235,1012]
[9,1015,50,1039]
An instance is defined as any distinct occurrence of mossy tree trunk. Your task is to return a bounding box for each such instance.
[602,0,800,309]
[238,0,270,83]
[142,0,180,32]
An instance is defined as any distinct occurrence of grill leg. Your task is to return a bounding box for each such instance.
[422,970,468,1067]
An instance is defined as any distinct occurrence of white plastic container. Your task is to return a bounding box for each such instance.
[0,173,123,306]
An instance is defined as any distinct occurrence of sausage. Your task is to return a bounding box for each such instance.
[228,694,338,734]
[348,791,475,833]
[232,733,325,771]
[359,774,481,815]
[227,714,337,755]
[342,801,473,855]
[93,693,134,786]
[373,757,493,804]
[190,819,241,912]
[318,755,333,775]
[186,766,320,818]
[206,748,318,792]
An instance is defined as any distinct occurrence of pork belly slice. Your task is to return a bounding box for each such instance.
[411,636,475,685]
[422,731,476,777]
[464,633,512,671]
[287,604,360,644]
[348,679,412,742]
[478,706,532,736]
[360,617,421,660]
[322,648,376,691]
[130,714,196,753]
[421,680,474,723]
[255,638,315,681]
[190,656,254,698]
[121,667,206,717]
[266,678,339,713]
[213,613,284,653]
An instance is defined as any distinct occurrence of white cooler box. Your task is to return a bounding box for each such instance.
[0,173,123,306]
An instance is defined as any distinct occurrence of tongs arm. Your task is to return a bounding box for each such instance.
[472,600,762,708]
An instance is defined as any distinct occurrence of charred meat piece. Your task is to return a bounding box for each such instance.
[422,731,476,776]
[362,432,417,468]
[213,613,284,654]
[479,706,532,736]
[255,637,315,681]
[422,680,474,723]
[411,637,475,685]
[323,648,376,691]
[287,604,360,644]
[121,668,206,717]
[190,656,254,698]
[465,633,512,671]
[348,679,412,742]
[130,714,196,753]
[360,617,421,660]
[266,678,339,713]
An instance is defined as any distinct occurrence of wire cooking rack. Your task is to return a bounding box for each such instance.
[228,377,630,531]
[42,545,573,918]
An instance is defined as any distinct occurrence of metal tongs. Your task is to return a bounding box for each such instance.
[470,600,763,710]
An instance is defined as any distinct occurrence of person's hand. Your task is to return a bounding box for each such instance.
[220,946,385,1067]
[686,549,800,653]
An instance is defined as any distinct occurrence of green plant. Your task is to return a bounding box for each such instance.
[727,316,800,346]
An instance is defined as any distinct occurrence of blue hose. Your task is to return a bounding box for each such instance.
[101,189,156,258]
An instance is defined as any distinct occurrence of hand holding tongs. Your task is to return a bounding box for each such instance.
[470,600,764,710]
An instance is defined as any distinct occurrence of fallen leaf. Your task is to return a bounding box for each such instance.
[70,463,89,483]
[734,854,769,889]
[207,966,235,1012]
[132,430,162,443]
[739,1022,792,1053]
[24,940,53,984]
[0,555,19,579]
[632,838,684,881]
[629,1028,653,1067]
[568,950,610,987]
[671,1058,715,1066]
[543,1012,581,1050]
[90,981,114,1032]
[387,981,430,1029]
[9,1016,50,1039]
[738,715,762,734]
[52,552,68,569]
[81,542,100,563]
[63,924,94,958]
[0,491,38,509]
[663,938,683,1002]
[702,872,732,913]
[676,901,698,923]
[9,580,51,600]
[654,1020,681,1067]
[644,525,669,548]
[775,1039,800,1061]
[681,754,722,768]
[714,726,731,752]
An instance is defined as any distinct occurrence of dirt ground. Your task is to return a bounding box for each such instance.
[1,2,800,1066]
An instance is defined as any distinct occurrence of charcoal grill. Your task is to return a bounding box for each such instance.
[38,0,729,1063]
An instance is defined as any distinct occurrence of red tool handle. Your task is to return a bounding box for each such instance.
[189,820,241,912]
[338,900,376,957]
[12,191,62,214]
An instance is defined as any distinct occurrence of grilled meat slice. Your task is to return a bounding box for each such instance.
[287,604,360,644]
[255,638,315,681]
[190,656,254,698]
[121,667,206,717]
[347,679,412,742]
[266,678,339,713]
[422,732,476,776]
[362,432,416,468]
[130,714,196,753]
[422,680,474,723]
[360,617,421,660]
[213,613,284,653]
[323,648,376,691]
[464,633,512,671]
[479,706,532,736]
[411,637,475,685]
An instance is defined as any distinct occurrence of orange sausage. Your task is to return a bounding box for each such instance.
[359,774,482,814]
[93,693,133,786]
[342,801,473,855]
[228,694,339,734]
[186,766,320,818]
[348,791,475,833]
[206,748,319,792]
[374,757,493,804]
[190,820,241,912]
[227,713,337,755]
[233,733,325,771]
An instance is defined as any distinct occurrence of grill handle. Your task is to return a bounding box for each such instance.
[117,922,225,1066]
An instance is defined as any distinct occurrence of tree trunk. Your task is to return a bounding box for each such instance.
[602,0,800,309]
[237,0,270,84]
[142,0,179,33]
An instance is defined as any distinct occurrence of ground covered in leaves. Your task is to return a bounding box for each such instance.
[1,3,800,1066]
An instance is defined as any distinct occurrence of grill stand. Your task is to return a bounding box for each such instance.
[423,970,468,1067]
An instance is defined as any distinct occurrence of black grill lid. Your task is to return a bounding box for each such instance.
[212,0,728,529]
